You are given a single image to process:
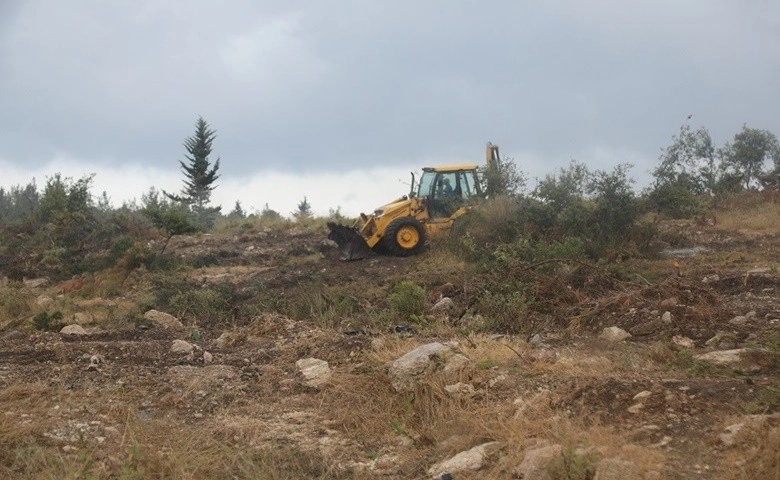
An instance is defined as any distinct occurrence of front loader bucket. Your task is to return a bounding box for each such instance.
[327,222,373,261]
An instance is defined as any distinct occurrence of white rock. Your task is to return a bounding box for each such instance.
[203,351,213,364]
[296,358,332,388]
[444,382,476,398]
[695,349,749,365]
[661,311,672,324]
[728,315,748,327]
[60,325,87,335]
[36,295,54,308]
[23,277,49,288]
[144,309,184,329]
[170,339,195,354]
[718,423,744,447]
[633,390,652,401]
[599,326,631,342]
[671,335,694,349]
[427,442,499,478]
[628,403,644,414]
[389,342,452,392]
[443,353,471,372]
[431,297,456,314]
[514,444,561,480]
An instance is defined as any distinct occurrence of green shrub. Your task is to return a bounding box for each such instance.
[475,290,529,334]
[32,311,63,331]
[388,281,426,320]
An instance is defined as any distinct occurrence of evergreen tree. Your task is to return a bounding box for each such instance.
[228,200,246,219]
[165,117,222,229]
[293,196,312,221]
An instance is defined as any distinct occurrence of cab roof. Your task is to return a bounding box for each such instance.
[422,163,479,173]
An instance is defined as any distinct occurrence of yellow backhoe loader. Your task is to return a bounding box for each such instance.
[328,143,500,260]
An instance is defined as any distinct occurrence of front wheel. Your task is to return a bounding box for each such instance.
[383,217,426,256]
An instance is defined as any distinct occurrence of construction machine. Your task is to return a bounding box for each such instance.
[327,143,500,260]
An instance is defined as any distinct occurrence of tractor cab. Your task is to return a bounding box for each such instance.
[417,164,480,218]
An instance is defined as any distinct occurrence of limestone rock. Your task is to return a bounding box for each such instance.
[36,295,54,308]
[444,382,476,398]
[728,315,748,327]
[705,332,738,349]
[671,335,694,349]
[144,309,184,329]
[60,324,88,336]
[599,326,631,342]
[427,442,499,478]
[389,342,452,392]
[203,351,214,364]
[514,444,562,480]
[171,339,195,354]
[23,277,49,288]
[431,297,457,316]
[296,358,332,388]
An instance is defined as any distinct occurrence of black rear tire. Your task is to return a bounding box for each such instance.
[383,217,426,256]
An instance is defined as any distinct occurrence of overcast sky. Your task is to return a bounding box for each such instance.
[1,1,779,216]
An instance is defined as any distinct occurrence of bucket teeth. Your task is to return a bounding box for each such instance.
[327,222,372,261]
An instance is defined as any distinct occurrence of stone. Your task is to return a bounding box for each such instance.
[23,277,49,288]
[599,326,631,342]
[431,297,457,315]
[427,442,499,478]
[170,339,195,354]
[633,390,652,401]
[36,295,54,308]
[87,354,105,371]
[695,348,767,367]
[628,403,644,414]
[203,351,213,364]
[661,311,673,324]
[444,382,476,398]
[389,342,452,392]
[660,297,678,308]
[671,335,694,349]
[728,315,748,327]
[60,324,88,335]
[443,353,471,372]
[296,358,331,388]
[144,309,184,329]
[718,423,744,447]
[705,332,738,349]
[514,444,562,480]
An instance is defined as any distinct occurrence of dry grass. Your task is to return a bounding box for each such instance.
[714,191,780,235]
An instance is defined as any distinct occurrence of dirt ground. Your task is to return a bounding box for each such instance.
[1,219,778,479]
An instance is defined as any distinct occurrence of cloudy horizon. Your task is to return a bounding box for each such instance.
[2,1,778,216]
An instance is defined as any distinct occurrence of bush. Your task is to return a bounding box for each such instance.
[388,281,426,320]
[475,290,530,334]
[32,311,63,331]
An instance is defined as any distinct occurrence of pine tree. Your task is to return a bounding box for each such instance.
[165,117,222,229]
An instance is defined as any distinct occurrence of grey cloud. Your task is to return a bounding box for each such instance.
[1,0,779,182]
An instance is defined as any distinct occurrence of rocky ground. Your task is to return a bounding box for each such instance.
[1,218,778,479]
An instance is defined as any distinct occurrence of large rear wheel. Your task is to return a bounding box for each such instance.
[383,217,426,256]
